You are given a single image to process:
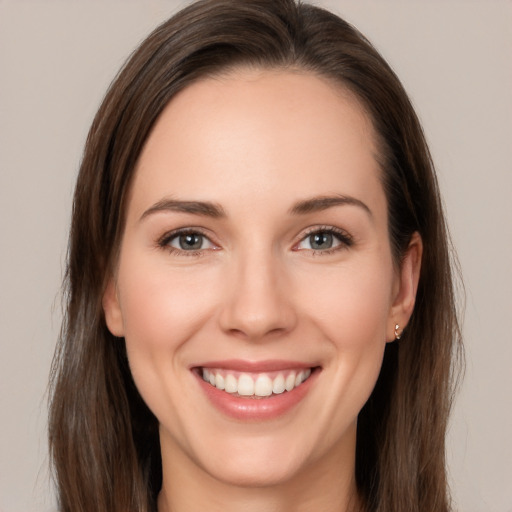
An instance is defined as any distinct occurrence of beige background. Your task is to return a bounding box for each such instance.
[0,1,511,511]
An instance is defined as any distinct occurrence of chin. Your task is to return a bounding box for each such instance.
[202,449,305,489]
[192,422,340,489]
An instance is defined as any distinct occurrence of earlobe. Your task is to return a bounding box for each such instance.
[102,278,125,337]
[388,232,423,341]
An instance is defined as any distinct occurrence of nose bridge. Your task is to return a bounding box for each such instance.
[219,243,296,340]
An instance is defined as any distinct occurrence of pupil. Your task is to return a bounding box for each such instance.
[179,234,202,250]
[311,232,332,250]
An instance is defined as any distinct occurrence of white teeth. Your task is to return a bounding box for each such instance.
[272,374,285,394]
[254,375,273,397]
[201,367,313,397]
[285,373,295,391]
[225,373,237,393]
[238,374,254,396]
[215,373,225,390]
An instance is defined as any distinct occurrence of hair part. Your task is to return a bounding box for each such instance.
[49,1,463,511]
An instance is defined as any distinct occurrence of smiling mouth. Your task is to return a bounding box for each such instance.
[199,367,314,398]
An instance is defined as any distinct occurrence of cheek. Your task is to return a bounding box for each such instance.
[297,260,393,431]
[118,258,216,352]
[115,255,224,437]
[299,260,394,348]
[115,251,220,406]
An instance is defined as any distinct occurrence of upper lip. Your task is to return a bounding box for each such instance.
[192,359,317,372]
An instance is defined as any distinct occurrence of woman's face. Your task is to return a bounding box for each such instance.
[104,69,419,489]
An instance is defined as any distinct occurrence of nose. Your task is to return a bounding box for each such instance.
[218,249,297,341]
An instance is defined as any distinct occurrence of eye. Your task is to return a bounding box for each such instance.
[159,229,217,253]
[295,227,352,253]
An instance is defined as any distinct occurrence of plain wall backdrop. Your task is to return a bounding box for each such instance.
[0,1,511,511]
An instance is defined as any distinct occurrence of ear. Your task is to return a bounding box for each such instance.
[387,232,423,341]
[102,278,125,337]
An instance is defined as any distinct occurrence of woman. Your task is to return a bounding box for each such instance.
[48,0,462,511]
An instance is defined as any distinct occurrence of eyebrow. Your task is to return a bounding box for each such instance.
[140,194,371,221]
[289,194,372,217]
[140,198,226,221]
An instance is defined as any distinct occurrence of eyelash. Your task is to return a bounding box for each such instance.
[157,225,353,257]
[157,228,215,257]
[295,226,353,255]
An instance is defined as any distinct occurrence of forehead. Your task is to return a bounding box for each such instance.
[130,68,384,219]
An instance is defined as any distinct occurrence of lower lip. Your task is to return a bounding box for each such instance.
[194,369,319,421]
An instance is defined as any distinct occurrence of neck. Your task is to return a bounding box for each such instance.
[157,424,362,512]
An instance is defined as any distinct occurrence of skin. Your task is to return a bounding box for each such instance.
[103,68,422,512]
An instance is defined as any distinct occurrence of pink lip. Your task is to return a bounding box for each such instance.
[192,360,320,421]
[194,359,315,372]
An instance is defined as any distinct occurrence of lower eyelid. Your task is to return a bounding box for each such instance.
[157,227,352,255]
[158,229,216,250]
[295,228,353,250]
[169,234,214,250]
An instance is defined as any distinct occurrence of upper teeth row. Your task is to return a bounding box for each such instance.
[202,368,312,397]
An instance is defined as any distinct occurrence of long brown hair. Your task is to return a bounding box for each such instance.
[48,1,463,511]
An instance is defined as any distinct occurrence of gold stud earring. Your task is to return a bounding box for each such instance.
[394,324,402,340]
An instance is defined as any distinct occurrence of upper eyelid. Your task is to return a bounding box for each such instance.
[158,228,219,256]
[297,225,353,241]
[158,226,214,244]
[157,224,353,250]
[292,225,354,251]
[301,225,348,234]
